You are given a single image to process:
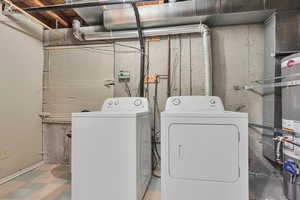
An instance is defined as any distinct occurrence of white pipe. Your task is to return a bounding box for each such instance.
[200,24,213,96]
[72,20,83,41]
[72,22,213,96]
[83,24,205,40]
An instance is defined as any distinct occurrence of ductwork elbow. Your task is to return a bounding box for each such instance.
[72,20,84,41]
[199,24,210,36]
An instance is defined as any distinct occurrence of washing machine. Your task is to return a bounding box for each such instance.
[72,97,152,200]
[161,96,249,200]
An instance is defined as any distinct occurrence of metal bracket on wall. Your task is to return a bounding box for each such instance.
[234,80,300,91]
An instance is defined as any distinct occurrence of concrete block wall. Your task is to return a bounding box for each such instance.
[43,24,265,169]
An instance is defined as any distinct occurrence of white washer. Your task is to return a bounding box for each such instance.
[72,97,152,200]
[161,96,249,200]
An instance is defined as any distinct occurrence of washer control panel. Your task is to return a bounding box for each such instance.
[102,97,149,112]
[165,96,224,112]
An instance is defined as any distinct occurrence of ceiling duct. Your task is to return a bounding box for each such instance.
[64,0,131,25]
[104,1,205,30]
[103,0,300,31]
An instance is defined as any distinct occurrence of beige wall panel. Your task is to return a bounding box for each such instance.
[191,34,206,96]
[148,37,169,113]
[211,24,264,171]
[114,41,140,97]
[0,10,43,179]
[44,46,114,119]
[180,35,192,96]
[170,35,181,96]
[43,46,114,163]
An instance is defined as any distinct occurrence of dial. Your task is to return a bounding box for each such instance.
[172,98,181,106]
[134,99,142,106]
[108,100,113,106]
[209,99,216,105]
[114,99,119,105]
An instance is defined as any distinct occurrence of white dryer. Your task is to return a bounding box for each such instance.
[72,97,152,200]
[161,96,248,200]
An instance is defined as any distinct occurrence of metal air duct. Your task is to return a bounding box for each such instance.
[103,0,300,31]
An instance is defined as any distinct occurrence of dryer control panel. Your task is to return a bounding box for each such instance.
[102,97,149,112]
[165,96,224,112]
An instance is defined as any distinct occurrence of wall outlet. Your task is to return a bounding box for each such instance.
[0,150,9,160]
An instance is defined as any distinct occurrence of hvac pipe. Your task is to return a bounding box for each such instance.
[72,20,83,41]
[201,24,213,96]
[73,23,213,96]
[23,0,155,12]
[82,24,207,40]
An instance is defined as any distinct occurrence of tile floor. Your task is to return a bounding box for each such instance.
[0,163,287,200]
[0,165,71,200]
[0,164,160,200]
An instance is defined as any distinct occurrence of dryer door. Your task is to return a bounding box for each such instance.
[169,123,239,183]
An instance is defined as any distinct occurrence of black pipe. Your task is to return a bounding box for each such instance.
[249,123,274,131]
[167,36,171,97]
[132,3,145,97]
[23,0,154,12]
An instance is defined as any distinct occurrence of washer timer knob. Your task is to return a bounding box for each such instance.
[209,99,216,105]
[134,99,142,106]
[172,98,181,106]
[114,99,119,105]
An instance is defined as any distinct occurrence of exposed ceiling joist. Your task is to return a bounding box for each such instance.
[2,0,53,30]
[9,0,157,28]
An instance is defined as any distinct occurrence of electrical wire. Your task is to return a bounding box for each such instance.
[124,82,132,97]
[151,76,161,179]
[132,2,146,97]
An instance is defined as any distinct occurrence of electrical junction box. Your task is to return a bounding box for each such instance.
[118,71,130,82]
[144,74,159,84]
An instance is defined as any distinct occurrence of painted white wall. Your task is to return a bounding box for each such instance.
[0,7,44,179]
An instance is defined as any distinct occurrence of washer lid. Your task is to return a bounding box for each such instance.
[165,96,224,113]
